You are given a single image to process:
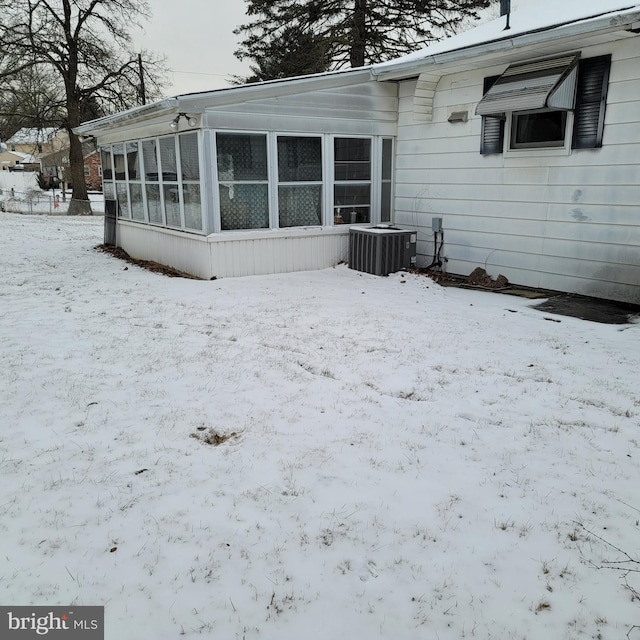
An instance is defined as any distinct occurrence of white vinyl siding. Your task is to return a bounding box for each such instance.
[393,38,640,304]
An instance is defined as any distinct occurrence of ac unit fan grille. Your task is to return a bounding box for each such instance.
[349,227,417,276]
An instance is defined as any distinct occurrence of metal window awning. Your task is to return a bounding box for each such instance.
[476,53,580,117]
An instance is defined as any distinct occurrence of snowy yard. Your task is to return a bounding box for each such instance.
[1,212,639,640]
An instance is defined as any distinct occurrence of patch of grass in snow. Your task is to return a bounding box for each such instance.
[190,426,239,446]
[534,599,552,613]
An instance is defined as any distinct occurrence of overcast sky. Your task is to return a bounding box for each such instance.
[133,0,532,98]
[132,0,251,97]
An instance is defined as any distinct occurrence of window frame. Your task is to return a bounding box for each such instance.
[212,131,393,233]
[509,109,569,150]
[100,131,205,234]
[215,131,270,232]
[332,136,373,226]
[275,134,324,228]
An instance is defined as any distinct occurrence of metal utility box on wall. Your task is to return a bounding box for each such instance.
[349,226,417,276]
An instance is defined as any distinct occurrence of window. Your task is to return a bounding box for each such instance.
[333,138,371,224]
[142,139,163,224]
[126,142,144,221]
[101,148,115,202]
[112,143,129,218]
[381,138,393,223]
[179,133,202,230]
[159,137,181,227]
[102,133,204,232]
[511,110,567,148]
[216,133,269,231]
[277,136,322,227]
[101,149,113,181]
[480,55,611,154]
[113,143,126,180]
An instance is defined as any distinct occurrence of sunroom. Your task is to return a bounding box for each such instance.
[78,69,398,279]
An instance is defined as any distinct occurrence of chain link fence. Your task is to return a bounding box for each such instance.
[0,188,104,215]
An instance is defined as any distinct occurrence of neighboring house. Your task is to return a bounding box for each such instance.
[5,127,68,157]
[0,147,41,172]
[83,148,102,191]
[41,142,102,191]
[74,0,640,304]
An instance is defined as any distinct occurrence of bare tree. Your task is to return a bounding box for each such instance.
[0,67,63,141]
[0,0,166,214]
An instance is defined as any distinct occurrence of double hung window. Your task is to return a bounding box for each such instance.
[333,138,371,225]
[277,136,323,227]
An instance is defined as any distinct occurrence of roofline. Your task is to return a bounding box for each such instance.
[74,67,373,137]
[371,6,640,81]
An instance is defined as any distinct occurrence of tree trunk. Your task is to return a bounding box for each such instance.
[67,126,92,215]
[64,0,91,217]
[350,0,367,68]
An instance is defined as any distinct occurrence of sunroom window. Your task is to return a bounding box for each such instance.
[101,148,115,203]
[102,132,203,233]
[142,139,163,224]
[334,137,371,225]
[112,143,129,219]
[127,142,145,221]
[277,136,322,227]
[179,133,202,231]
[216,133,269,231]
[159,137,181,228]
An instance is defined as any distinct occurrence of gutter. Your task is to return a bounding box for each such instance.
[371,7,640,81]
[74,98,180,136]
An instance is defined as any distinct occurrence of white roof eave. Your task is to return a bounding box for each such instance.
[73,98,180,137]
[371,8,640,81]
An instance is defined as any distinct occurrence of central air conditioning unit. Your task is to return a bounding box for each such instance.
[349,226,417,276]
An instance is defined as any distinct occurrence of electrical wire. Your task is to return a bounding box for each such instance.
[425,230,444,270]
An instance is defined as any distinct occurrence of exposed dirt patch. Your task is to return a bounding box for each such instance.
[466,267,509,289]
[96,244,202,279]
[190,427,239,446]
[410,266,508,288]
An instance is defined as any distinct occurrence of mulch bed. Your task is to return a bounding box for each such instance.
[95,244,201,279]
[409,266,508,289]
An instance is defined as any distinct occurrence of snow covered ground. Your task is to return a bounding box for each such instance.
[1,213,639,640]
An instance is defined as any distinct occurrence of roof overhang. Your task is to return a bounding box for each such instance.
[73,68,374,139]
[371,7,640,82]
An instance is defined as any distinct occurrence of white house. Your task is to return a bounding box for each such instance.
[373,0,640,304]
[75,0,640,303]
